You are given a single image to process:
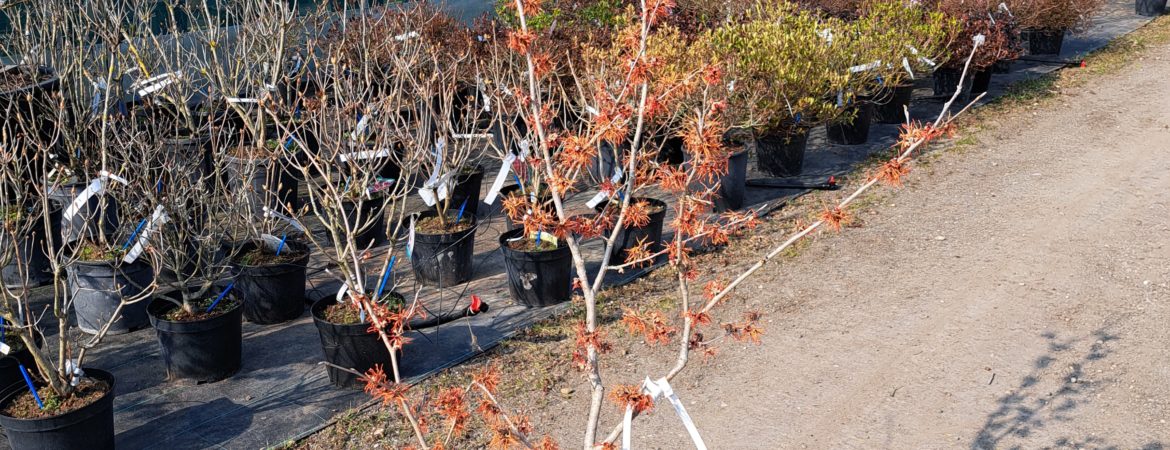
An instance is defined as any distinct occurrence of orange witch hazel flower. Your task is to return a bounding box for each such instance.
[361,365,410,406]
[474,364,502,394]
[609,384,654,413]
[620,306,677,345]
[875,158,912,187]
[819,206,852,232]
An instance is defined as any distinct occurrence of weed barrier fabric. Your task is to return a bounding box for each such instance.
[20,4,1148,448]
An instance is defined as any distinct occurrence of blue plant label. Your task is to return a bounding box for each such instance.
[123,205,168,264]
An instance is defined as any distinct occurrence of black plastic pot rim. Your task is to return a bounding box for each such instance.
[499,228,570,260]
[147,295,243,332]
[0,367,114,427]
[229,240,311,271]
[0,66,59,98]
[310,297,390,333]
[411,211,478,240]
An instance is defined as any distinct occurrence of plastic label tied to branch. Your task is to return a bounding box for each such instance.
[849,60,882,73]
[339,147,390,163]
[586,168,625,209]
[133,72,180,97]
[621,377,707,450]
[418,139,447,207]
[62,170,129,222]
[263,206,306,233]
[485,152,518,205]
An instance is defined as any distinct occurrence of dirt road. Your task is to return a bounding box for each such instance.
[534,30,1170,450]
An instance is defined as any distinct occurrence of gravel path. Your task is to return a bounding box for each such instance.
[542,24,1170,450]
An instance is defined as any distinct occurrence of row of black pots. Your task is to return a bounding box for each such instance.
[1138,0,1167,16]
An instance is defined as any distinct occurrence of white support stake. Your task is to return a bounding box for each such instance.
[123,205,169,264]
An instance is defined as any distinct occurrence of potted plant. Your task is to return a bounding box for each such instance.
[709,1,851,176]
[1012,0,1105,56]
[229,235,310,324]
[932,1,1021,97]
[850,1,955,124]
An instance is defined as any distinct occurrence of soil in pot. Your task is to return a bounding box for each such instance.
[1,200,62,288]
[1025,28,1066,56]
[410,212,477,286]
[312,295,402,388]
[0,368,116,450]
[755,128,810,177]
[148,294,244,383]
[1137,0,1167,16]
[874,84,915,124]
[499,229,572,308]
[447,164,485,217]
[826,100,875,145]
[68,247,153,335]
[231,240,310,324]
[594,198,668,266]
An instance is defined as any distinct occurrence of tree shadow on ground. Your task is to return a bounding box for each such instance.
[970,329,1164,450]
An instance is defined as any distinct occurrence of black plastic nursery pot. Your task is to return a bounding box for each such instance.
[67,259,153,335]
[932,68,973,98]
[47,182,119,244]
[719,149,749,211]
[826,100,875,145]
[1,66,61,166]
[874,84,915,125]
[0,368,116,450]
[0,333,43,394]
[147,294,244,383]
[499,229,573,308]
[591,140,627,181]
[409,211,477,286]
[231,240,310,325]
[160,133,213,190]
[755,128,810,177]
[1138,0,1167,15]
[1025,28,1066,56]
[340,196,388,249]
[311,298,394,389]
[448,164,485,217]
[594,197,667,266]
[971,69,994,96]
[1,200,62,288]
[224,155,300,217]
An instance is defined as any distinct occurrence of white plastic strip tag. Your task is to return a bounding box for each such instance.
[394,31,420,41]
[260,233,282,251]
[134,72,179,97]
[453,133,494,139]
[478,75,491,112]
[418,187,438,206]
[621,377,707,450]
[0,342,10,355]
[123,205,169,264]
[339,148,390,162]
[62,171,128,221]
[484,153,517,205]
[586,168,624,209]
[406,216,416,259]
[350,112,373,141]
[418,140,447,206]
[335,282,349,303]
[849,60,881,73]
[226,97,260,104]
[64,359,84,387]
[263,207,306,232]
[819,28,833,45]
[90,81,106,114]
[902,58,915,79]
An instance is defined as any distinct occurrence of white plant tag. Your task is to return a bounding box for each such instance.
[519,139,531,159]
[263,207,306,232]
[585,106,600,116]
[350,112,373,141]
[453,133,493,139]
[123,205,169,264]
[902,58,916,79]
[62,171,129,222]
[335,283,349,303]
[406,216,416,259]
[0,343,10,355]
[586,168,624,209]
[226,97,260,104]
[260,233,282,251]
[849,60,882,73]
[134,72,179,97]
[394,31,420,41]
[484,153,517,205]
[819,28,834,45]
[339,148,390,162]
[418,187,438,206]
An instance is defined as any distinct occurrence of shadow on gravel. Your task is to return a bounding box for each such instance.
[970,329,1164,450]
